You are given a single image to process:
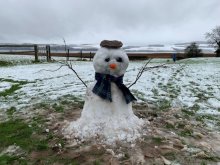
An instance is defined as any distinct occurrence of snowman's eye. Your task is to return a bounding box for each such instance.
[105,57,110,62]
[116,57,123,62]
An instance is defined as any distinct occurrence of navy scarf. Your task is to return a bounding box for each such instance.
[92,73,136,104]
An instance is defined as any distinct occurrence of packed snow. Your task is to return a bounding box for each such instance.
[0,56,220,115]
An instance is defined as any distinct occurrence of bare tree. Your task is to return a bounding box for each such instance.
[205,26,220,57]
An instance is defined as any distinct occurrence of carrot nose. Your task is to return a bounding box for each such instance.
[109,63,117,69]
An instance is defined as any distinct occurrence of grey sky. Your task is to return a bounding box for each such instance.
[0,0,219,45]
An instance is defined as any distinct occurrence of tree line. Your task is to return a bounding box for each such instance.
[185,26,220,58]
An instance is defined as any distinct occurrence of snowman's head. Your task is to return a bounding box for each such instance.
[93,40,129,77]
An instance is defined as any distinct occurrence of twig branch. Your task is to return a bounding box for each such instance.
[35,65,66,73]
[128,59,152,88]
[35,38,87,88]
[61,38,87,87]
[128,59,170,88]
[35,59,87,87]
[58,60,87,87]
[143,63,167,71]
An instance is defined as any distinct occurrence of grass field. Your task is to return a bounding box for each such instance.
[0,55,220,164]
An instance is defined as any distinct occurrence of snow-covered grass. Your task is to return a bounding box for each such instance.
[0,55,220,164]
[0,82,12,92]
[0,56,220,116]
[0,55,37,65]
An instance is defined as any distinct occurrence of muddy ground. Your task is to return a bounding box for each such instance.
[0,98,220,165]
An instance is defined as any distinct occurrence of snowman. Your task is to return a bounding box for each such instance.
[64,40,145,144]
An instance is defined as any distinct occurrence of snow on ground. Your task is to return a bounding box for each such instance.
[0,56,220,115]
[0,55,37,64]
[0,82,12,92]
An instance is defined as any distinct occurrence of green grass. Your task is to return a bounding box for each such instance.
[0,78,29,85]
[0,84,22,97]
[0,118,52,163]
[181,109,196,116]
[191,104,200,112]
[52,103,64,112]
[152,136,165,144]
[0,60,13,67]
[166,123,175,129]
[0,155,27,165]
[196,93,209,101]
[35,140,49,151]
[31,60,41,63]
[0,119,33,150]
[195,114,218,122]
[157,99,171,110]
[60,99,72,105]
[93,160,101,165]
[6,107,16,116]
[179,129,193,137]
[0,79,30,97]
[58,94,85,108]
[35,102,50,109]
[0,119,48,152]
[200,161,208,165]
[152,88,159,96]
[131,89,147,102]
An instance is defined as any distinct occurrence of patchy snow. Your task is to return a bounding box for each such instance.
[0,56,220,116]
[0,54,38,64]
[0,145,24,157]
[0,82,12,92]
[207,98,220,109]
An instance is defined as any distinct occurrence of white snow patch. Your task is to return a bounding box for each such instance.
[207,98,220,109]
[0,58,219,115]
[0,82,12,92]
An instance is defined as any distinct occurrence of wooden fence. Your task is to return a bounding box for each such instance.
[0,44,40,62]
[0,44,216,61]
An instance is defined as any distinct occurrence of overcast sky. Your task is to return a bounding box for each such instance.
[0,0,219,45]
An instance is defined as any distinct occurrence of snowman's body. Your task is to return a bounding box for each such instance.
[64,41,144,143]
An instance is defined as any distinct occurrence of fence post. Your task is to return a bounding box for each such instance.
[34,45,39,62]
[89,52,92,61]
[80,49,82,60]
[46,45,49,62]
[46,45,51,62]
[67,49,70,61]
[48,45,51,61]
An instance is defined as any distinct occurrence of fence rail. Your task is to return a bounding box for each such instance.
[0,44,39,61]
[0,44,216,61]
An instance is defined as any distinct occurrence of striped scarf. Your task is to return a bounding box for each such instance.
[92,73,136,104]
